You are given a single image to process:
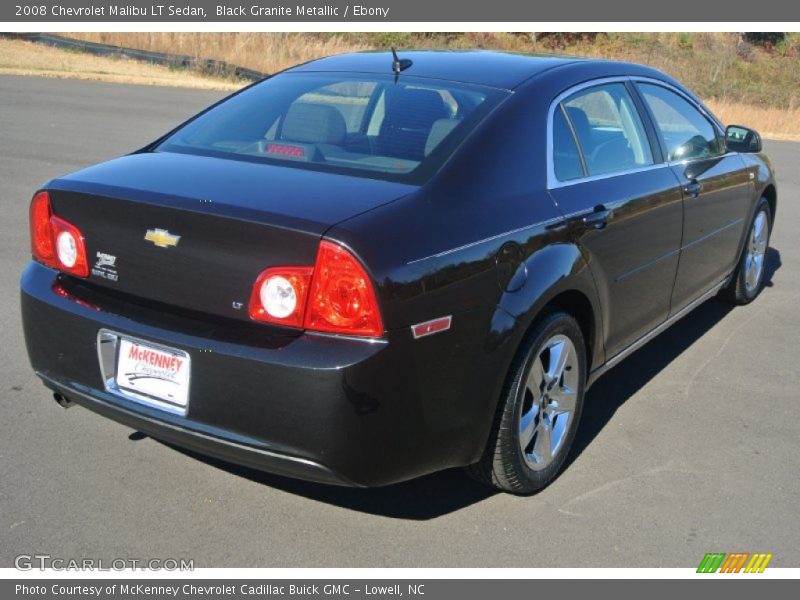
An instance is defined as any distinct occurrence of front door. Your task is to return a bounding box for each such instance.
[635,82,753,311]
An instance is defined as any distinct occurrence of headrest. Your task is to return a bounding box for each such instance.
[385,88,449,130]
[425,119,461,156]
[281,103,347,145]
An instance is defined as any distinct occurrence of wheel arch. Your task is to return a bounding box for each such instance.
[493,243,605,376]
[541,289,597,373]
[467,243,606,467]
[762,183,777,222]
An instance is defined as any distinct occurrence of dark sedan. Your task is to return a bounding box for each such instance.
[21,51,776,493]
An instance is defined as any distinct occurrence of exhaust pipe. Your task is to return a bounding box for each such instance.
[53,393,75,409]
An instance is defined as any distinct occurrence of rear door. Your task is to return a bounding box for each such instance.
[635,82,752,312]
[548,80,684,358]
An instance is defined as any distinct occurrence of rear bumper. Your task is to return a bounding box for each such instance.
[21,261,501,486]
[41,372,352,485]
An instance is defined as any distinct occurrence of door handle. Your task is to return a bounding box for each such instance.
[581,207,612,230]
[684,180,703,198]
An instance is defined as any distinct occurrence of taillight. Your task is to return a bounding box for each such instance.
[29,191,89,277]
[30,191,55,266]
[248,266,312,328]
[305,241,383,337]
[248,240,383,337]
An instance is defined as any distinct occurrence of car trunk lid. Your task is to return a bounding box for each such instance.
[46,151,414,324]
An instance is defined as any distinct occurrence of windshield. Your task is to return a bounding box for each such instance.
[155,72,508,184]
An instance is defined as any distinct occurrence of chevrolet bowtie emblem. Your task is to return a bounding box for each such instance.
[144,228,181,248]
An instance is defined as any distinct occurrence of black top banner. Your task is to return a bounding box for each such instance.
[2,0,800,22]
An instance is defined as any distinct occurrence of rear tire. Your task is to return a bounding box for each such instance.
[723,197,771,305]
[467,310,586,494]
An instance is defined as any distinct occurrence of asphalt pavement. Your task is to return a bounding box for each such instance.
[1,75,798,567]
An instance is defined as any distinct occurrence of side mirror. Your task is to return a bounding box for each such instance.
[726,125,762,153]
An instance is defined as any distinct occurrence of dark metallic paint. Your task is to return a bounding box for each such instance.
[21,52,777,486]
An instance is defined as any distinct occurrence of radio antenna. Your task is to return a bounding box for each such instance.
[391,47,413,76]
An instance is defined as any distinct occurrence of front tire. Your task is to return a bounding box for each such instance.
[724,197,772,305]
[467,310,586,494]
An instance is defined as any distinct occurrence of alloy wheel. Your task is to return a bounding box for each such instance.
[519,334,579,471]
[745,211,768,292]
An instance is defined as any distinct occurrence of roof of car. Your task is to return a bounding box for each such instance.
[284,50,592,90]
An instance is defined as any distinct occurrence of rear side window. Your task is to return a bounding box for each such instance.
[637,83,722,162]
[553,107,584,181]
[156,73,507,184]
[560,83,654,178]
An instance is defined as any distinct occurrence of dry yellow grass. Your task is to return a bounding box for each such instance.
[0,38,240,90]
[67,32,370,76]
[705,99,800,141]
[4,34,799,139]
[64,32,800,139]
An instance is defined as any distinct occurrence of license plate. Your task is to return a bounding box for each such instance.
[115,337,190,412]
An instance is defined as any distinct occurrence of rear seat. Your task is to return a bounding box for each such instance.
[376,88,450,161]
[280,103,347,146]
[274,98,462,170]
[425,119,461,156]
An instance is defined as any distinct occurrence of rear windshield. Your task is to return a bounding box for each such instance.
[155,72,508,184]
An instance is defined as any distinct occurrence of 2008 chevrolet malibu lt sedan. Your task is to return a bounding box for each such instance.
[21,51,776,493]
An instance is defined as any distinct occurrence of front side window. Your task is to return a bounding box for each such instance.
[638,83,722,162]
[156,73,507,183]
[559,83,654,178]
